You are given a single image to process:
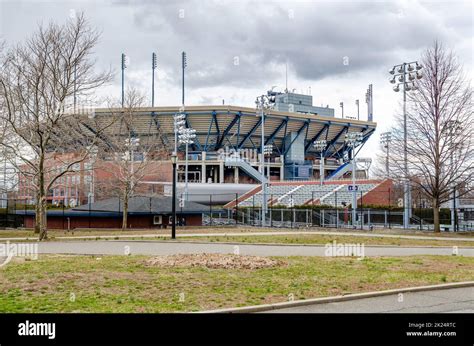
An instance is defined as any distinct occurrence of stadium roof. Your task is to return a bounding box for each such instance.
[87,105,377,159]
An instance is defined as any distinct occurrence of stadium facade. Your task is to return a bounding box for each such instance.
[17,90,379,207]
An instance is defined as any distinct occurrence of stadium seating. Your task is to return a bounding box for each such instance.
[233,180,382,208]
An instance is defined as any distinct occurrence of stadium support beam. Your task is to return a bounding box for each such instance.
[265,117,288,147]
[204,111,217,151]
[324,125,348,158]
[283,120,310,156]
[237,117,262,149]
[215,111,241,150]
[305,123,330,153]
[332,127,374,159]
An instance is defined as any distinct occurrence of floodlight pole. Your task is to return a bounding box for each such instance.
[389,61,422,229]
[171,154,177,239]
[182,52,186,106]
[355,99,359,121]
[152,52,157,107]
[352,153,357,226]
[121,53,126,108]
[260,98,267,227]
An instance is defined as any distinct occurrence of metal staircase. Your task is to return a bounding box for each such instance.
[224,157,267,183]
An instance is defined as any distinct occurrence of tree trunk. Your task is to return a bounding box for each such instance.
[122,194,128,230]
[433,197,440,233]
[38,196,48,240]
[34,193,41,234]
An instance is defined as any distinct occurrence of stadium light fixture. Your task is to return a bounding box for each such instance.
[313,140,327,185]
[171,153,177,239]
[178,127,196,201]
[152,52,157,107]
[256,94,275,227]
[380,132,392,178]
[355,99,360,120]
[345,132,364,227]
[182,51,187,106]
[388,60,423,229]
[121,53,128,108]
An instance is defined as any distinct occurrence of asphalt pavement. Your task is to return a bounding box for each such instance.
[22,240,474,257]
[267,287,474,313]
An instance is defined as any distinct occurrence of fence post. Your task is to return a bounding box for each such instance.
[360,191,363,230]
[368,208,371,229]
[235,193,238,225]
[209,195,212,226]
[335,191,339,229]
[62,202,65,231]
[322,209,325,228]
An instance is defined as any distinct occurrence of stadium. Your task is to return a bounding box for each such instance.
[94,88,380,201]
[13,87,395,229]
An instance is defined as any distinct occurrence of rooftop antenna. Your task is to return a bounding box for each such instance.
[285,62,288,93]
[308,86,311,95]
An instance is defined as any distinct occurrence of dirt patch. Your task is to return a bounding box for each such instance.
[145,254,284,270]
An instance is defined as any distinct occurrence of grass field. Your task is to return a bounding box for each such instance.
[1,228,473,248]
[176,234,474,247]
[0,254,472,313]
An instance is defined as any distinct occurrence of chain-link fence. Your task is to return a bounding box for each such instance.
[0,194,473,232]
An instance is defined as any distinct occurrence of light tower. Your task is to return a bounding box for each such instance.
[380,132,392,177]
[389,61,423,229]
[152,52,157,107]
[255,93,275,227]
[121,53,129,107]
[313,140,327,185]
[345,132,364,226]
[181,52,187,106]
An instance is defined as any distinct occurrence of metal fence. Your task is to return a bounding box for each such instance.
[0,196,473,232]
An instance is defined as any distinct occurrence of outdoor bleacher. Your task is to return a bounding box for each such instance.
[227,180,384,208]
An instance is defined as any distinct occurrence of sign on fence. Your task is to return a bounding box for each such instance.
[347,185,359,191]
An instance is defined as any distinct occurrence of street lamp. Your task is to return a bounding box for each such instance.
[380,132,392,178]
[389,61,423,229]
[170,154,177,239]
[313,140,327,185]
[345,132,364,227]
[340,102,344,118]
[255,93,275,227]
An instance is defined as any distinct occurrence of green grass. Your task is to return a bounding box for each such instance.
[175,234,474,247]
[0,254,472,313]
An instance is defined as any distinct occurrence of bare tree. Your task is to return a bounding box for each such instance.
[95,88,167,230]
[0,14,113,240]
[389,41,473,232]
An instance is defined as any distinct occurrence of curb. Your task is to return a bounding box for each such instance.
[197,281,474,313]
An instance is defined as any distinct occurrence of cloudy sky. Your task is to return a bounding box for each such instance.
[0,0,472,159]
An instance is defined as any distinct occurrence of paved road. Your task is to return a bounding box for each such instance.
[3,230,474,242]
[267,287,474,313]
[21,240,474,257]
